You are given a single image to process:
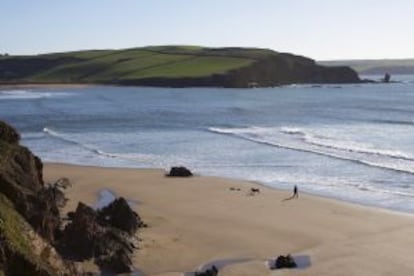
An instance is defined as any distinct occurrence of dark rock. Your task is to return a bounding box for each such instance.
[95,248,132,274]
[272,254,297,269]
[0,193,77,275]
[251,188,260,193]
[60,202,103,259]
[67,211,75,220]
[167,166,193,177]
[43,182,68,208]
[60,199,141,273]
[195,265,218,276]
[97,197,142,234]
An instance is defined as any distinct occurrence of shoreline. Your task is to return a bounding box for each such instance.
[0,83,98,90]
[44,162,414,275]
[44,161,413,217]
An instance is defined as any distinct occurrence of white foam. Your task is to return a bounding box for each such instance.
[0,90,72,100]
[42,127,177,168]
[208,125,414,175]
[282,127,412,160]
[43,127,59,137]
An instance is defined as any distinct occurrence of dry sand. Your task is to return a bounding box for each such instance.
[44,163,414,276]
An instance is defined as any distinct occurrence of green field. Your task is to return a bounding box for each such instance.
[0,46,279,83]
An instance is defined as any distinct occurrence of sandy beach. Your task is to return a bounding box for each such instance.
[44,163,414,275]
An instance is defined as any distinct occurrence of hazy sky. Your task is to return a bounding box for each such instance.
[1,0,413,60]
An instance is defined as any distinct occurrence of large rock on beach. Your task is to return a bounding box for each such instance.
[97,197,143,234]
[60,202,103,259]
[195,265,218,276]
[60,199,142,273]
[167,166,193,177]
[272,254,297,269]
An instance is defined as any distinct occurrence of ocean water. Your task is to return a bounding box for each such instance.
[2,77,414,213]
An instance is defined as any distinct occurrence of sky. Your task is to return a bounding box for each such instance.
[1,0,413,60]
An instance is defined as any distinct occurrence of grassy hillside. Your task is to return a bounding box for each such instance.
[319,59,414,75]
[0,46,361,87]
[0,46,260,83]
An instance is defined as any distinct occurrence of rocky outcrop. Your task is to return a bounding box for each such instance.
[167,166,193,177]
[219,53,360,87]
[271,254,297,269]
[0,120,143,275]
[60,199,141,274]
[97,197,143,234]
[0,120,76,274]
[0,192,76,275]
[195,265,218,276]
[0,121,61,243]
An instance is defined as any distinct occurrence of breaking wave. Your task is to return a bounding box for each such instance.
[208,126,414,175]
[42,127,161,165]
[0,90,72,100]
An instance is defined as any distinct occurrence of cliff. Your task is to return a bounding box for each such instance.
[0,46,361,87]
[0,120,74,274]
[0,121,143,275]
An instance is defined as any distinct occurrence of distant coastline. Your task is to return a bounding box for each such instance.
[0,46,361,88]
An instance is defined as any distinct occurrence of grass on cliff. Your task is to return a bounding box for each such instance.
[0,193,57,274]
[0,194,33,257]
[122,56,254,79]
[0,142,17,169]
[0,46,280,83]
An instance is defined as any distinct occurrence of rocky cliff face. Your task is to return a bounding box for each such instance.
[220,53,360,87]
[0,121,60,243]
[0,120,74,274]
[0,120,143,275]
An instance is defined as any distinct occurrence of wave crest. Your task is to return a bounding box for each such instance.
[208,125,414,175]
[42,127,163,165]
[0,90,72,100]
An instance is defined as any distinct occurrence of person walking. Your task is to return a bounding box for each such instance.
[293,185,299,199]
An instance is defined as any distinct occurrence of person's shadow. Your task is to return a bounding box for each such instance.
[282,194,298,201]
[282,195,295,201]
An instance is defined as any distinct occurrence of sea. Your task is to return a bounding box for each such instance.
[1,75,414,213]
